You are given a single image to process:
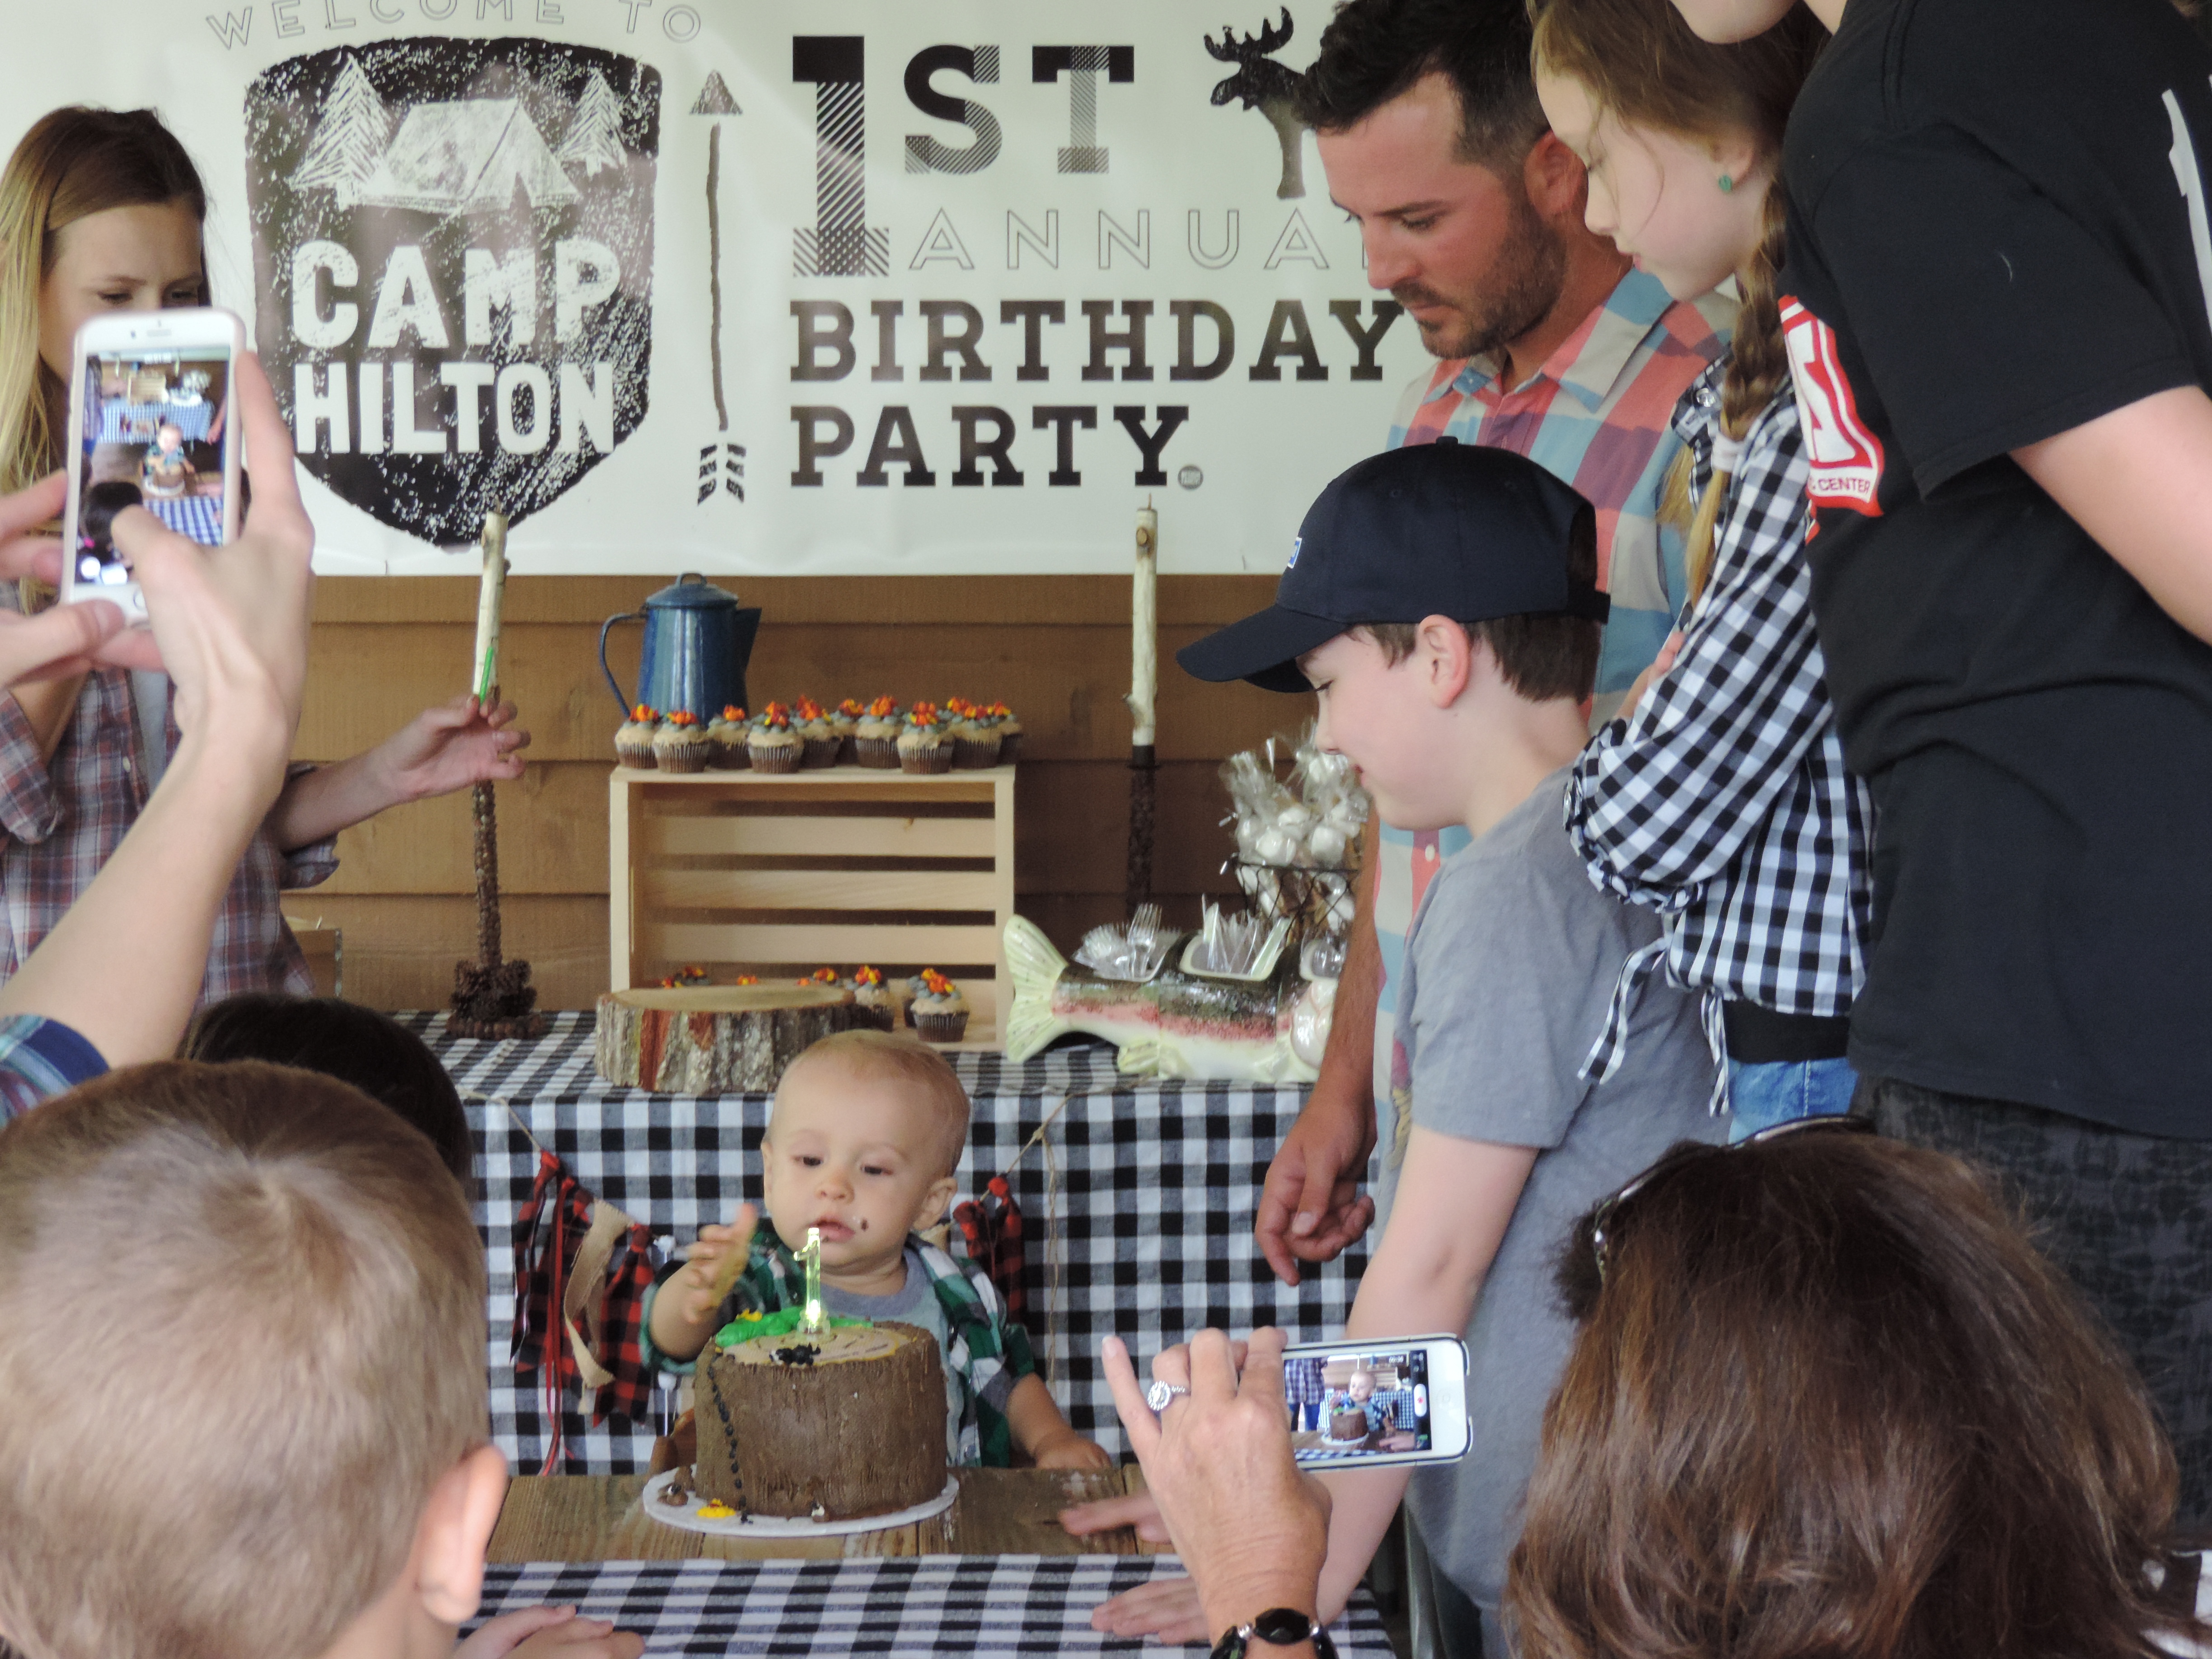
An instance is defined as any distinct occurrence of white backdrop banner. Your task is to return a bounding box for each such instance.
[2,2,1437,574]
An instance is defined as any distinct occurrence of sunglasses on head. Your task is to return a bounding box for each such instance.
[1583,1114,1877,1284]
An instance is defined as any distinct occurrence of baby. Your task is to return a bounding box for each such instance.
[648,1029,1107,1470]
[138,421,196,497]
[1323,1368,1396,1437]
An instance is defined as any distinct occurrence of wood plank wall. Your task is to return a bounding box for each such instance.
[295,573,1301,1011]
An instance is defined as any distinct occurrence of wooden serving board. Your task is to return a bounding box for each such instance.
[594,983,854,1094]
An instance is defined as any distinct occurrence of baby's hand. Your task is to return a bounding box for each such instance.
[668,1202,757,1327]
[456,1605,643,1659]
[1031,1429,1115,1472]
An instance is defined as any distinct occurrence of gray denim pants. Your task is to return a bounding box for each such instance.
[1858,1077,2212,1535]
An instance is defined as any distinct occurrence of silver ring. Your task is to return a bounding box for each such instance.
[1146,1380,1190,1412]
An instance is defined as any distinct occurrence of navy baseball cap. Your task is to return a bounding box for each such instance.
[1177,440,1608,693]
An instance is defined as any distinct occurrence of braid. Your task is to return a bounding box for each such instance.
[1686,182,1790,605]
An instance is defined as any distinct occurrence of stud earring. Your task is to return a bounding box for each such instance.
[1718,173,1736,194]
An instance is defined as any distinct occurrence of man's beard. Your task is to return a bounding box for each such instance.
[1393,190,1568,364]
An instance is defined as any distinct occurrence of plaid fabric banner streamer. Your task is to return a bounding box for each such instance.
[952,1175,1026,1317]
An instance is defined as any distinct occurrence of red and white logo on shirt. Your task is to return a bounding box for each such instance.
[1780,296,1885,516]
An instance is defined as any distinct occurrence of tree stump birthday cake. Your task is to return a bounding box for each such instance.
[693,1312,947,1520]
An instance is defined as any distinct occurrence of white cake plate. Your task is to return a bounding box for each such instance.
[640,1469,959,1537]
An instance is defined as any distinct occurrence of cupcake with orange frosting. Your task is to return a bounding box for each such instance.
[746,703,803,774]
[988,703,1022,764]
[910,969,969,1043]
[831,698,865,764]
[945,697,1002,770]
[706,705,750,769]
[616,704,660,769]
[848,965,896,1031]
[652,709,710,773]
[853,696,902,769]
[897,703,952,774]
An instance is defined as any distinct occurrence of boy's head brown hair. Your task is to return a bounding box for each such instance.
[773,1028,972,1174]
[1358,506,1601,702]
[0,1061,487,1659]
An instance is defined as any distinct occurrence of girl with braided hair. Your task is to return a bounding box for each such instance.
[1540,0,1871,1138]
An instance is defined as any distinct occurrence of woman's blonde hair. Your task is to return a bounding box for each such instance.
[0,107,208,494]
[1529,0,1823,602]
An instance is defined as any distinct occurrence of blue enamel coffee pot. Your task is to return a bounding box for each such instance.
[599,574,761,722]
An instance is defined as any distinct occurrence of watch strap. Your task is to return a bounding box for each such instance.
[1210,1607,1339,1659]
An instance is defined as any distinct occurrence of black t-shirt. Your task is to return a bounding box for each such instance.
[1780,0,2212,1136]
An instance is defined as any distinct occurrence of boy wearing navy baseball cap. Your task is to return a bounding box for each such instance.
[1175,440,1722,1648]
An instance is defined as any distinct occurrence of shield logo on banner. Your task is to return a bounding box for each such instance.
[245,38,658,543]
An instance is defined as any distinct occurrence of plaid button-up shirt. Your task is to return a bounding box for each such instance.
[1566,361,1875,1108]
[1371,269,1733,1119]
[0,668,335,1009]
[0,1013,106,1122]
[663,1231,1041,1468]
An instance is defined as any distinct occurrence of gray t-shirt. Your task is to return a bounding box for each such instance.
[1384,772,1720,1629]
[823,1246,961,1463]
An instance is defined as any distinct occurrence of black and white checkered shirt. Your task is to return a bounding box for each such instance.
[1566,362,1875,1102]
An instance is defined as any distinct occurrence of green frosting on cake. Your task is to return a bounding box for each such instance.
[713,1308,871,1347]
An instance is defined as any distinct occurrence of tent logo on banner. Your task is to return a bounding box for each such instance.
[244,38,659,543]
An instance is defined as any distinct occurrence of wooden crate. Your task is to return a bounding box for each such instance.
[610,766,1015,1049]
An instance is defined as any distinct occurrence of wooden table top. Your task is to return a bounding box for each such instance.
[487,1466,1168,1563]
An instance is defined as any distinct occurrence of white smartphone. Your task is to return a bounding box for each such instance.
[61,306,246,623]
[1282,1333,1472,1469]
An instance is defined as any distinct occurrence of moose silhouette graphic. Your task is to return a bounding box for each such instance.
[1205,9,1310,200]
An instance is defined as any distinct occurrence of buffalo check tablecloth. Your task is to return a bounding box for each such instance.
[416,1013,1369,1474]
[469,1558,1394,1656]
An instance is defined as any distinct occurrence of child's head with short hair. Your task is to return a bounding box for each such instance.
[759,1030,971,1285]
[1347,1368,1379,1401]
[186,993,473,1192]
[155,420,184,453]
[0,1061,492,1659]
[1178,441,1605,832]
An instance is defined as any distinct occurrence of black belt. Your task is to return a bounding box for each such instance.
[1721,1001,1851,1065]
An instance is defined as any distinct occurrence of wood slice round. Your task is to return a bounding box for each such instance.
[593,984,855,1093]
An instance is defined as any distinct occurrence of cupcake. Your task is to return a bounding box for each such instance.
[910,969,969,1043]
[946,699,1002,769]
[898,703,953,774]
[854,696,902,769]
[832,699,866,764]
[987,703,1022,764]
[848,965,896,1032]
[747,703,803,774]
[706,705,750,769]
[652,709,710,773]
[615,704,660,769]
[793,697,839,769]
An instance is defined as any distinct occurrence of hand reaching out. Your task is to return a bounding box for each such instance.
[647,1203,758,1360]
[373,691,531,803]
[455,1604,643,1659]
[1028,1428,1115,1471]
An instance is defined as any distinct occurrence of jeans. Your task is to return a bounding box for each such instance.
[1725,1054,1859,1141]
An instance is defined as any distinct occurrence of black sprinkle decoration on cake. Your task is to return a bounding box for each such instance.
[773,1344,820,1367]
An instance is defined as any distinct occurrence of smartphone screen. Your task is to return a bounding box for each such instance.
[74,346,233,586]
[1286,1345,1440,1465]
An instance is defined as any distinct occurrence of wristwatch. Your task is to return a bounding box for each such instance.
[1210,1608,1339,1659]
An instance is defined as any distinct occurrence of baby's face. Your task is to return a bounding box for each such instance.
[155,427,182,453]
[761,1057,954,1283]
[1347,1373,1376,1401]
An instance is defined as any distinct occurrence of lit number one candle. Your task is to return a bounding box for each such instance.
[800,1225,825,1333]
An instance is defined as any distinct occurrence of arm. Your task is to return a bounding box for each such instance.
[1256,817,1381,1286]
[1008,1372,1112,1469]
[2013,385,2212,645]
[1309,1130,1536,1623]
[1566,414,1835,899]
[263,691,529,853]
[0,355,311,1068]
[644,1204,755,1364]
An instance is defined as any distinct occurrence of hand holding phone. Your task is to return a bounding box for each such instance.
[61,306,246,625]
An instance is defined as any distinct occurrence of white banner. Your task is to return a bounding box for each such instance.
[4,2,1434,573]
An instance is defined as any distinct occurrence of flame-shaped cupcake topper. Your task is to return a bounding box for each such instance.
[667,710,698,727]
[799,1226,825,1334]
[632,704,658,722]
[854,964,884,987]
[866,695,898,717]
[722,704,745,722]
[794,696,825,721]
[906,701,941,728]
[838,698,866,718]
[921,968,956,996]
[987,702,1012,719]
[761,702,792,727]
[811,967,839,983]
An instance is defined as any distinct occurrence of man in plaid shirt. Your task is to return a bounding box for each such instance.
[1255,0,1730,1288]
